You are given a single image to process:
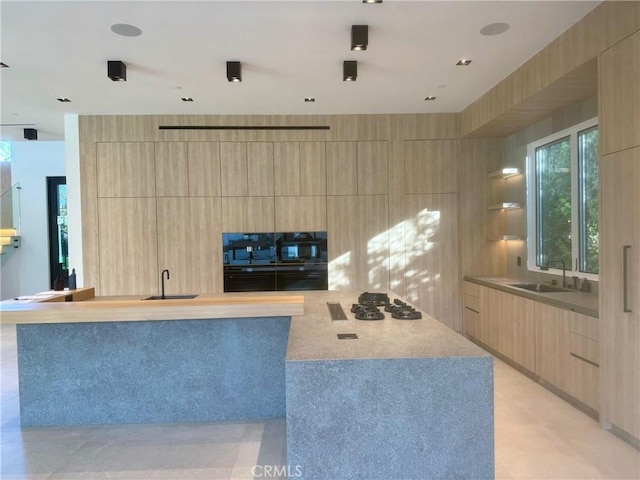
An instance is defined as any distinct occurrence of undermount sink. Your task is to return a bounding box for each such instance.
[508,283,572,293]
[143,294,199,300]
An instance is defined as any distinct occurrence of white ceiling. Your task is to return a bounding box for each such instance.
[0,0,600,142]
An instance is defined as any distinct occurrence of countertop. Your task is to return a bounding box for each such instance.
[1,288,489,363]
[464,276,598,318]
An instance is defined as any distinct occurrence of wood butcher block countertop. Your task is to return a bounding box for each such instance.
[0,288,304,324]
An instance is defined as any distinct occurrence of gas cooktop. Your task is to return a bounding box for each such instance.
[353,293,422,321]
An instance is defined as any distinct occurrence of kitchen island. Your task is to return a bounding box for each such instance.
[2,289,494,479]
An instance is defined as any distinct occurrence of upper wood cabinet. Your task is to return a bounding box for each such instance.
[220,142,248,196]
[300,142,326,196]
[404,193,460,332]
[274,142,300,196]
[404,140,458,194]
[600,30,640,155]
[157,197,222,294]
[327,195,389,292]
[221,196,275,232]
[97,142,156,197]
[357,141,388,195]
[600,146,640,439]
[97,197,158,295]
[275,196,326,232]
[155,142,188,197]
[326,142,357,195]
[247,142,275,197]
[188,142,221,197]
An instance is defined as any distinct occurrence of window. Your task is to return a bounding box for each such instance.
[527,118,598,278]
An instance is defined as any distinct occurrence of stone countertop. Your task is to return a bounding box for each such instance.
[464,276,598,318]
[285,290,490,362]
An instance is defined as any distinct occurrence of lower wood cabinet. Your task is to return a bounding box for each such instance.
[464,282,599,413]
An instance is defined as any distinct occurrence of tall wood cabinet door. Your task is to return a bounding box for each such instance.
[247,142,274,196]
[404,193,460,331]
[535,302,570,391]
[157,197,222,294]
[220,142,248,196]
[188,142,221,197]
[404,140,457,194]
[275,196,326,232]
[357,141,388,195]
[97,142,155,197]
[600,146,640,439]
[300,142,326,196]
[327,195,389,291]
[326,142,357,195]
[97,198,158,296]
[497,290,535,372]
[600,30,640,155]
[274,142,300,196]
[155,142,188,197]
[221,197,275,232]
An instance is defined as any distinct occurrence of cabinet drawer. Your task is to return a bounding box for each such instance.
[569,312,598,341]
[463,294,479,312]
[569,332,599,366]
[464,281,480,297]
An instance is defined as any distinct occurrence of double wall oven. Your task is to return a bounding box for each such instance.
[223,231,328,292]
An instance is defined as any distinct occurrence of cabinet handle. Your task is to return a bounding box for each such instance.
[623,245,632,313]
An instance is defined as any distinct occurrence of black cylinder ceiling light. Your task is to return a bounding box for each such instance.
[23,128,38,140]
[351,25,368,51]
[107,61,127,81]
[227,61,242,82]
[343,61,357,81]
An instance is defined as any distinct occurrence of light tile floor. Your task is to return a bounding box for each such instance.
[1,323,638,480]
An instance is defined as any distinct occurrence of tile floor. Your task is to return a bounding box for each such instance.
[1,323,638,480]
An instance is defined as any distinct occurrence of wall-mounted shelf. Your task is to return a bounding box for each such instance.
[487,235,524,241]
[487,167,521,179]
[487,202,522,210]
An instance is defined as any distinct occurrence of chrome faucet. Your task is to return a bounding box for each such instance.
[161,269,170,299]
[541,260,566,287]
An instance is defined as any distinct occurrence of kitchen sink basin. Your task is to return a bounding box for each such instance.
[143,294,199,300]
[508,283,572,293]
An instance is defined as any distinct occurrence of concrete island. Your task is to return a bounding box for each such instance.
[1,289,494,480]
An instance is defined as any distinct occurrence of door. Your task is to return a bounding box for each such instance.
[46,176,67,288]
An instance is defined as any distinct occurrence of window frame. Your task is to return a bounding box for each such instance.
[526,117,599,281]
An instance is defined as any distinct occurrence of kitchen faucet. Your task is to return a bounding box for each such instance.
[161,269,170,299]
[541,260,566,287]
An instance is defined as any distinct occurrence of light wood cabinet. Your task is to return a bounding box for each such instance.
[567,311,599,411]
[300,142,326,196]
[600,30,640,155]
[600,146,640,440]
[404,140,458,194]
[463,281,481,340]
[357,141,388,195]
[157,197,222,294]
[535,302,570,391]
[220,142,248,196]
[97,197,158,295]
[327,195,389,291]
[326,142,357,195]
[275,196,326,232]
[188,142,221,197]
[221,197,275,232]
[247,142,275,197]
[404,193,460,331]
[155,142,188,197]
[274,142,300,196]
[96,142,156,197]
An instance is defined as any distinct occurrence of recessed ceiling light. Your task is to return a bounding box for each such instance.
[456,59,472,66]
[56,98,71,102]
[110,23,142,37]
[0,62,9,68]
[304,97,316,103]
[181,97,194,102]
[424,96,436,101]
[480,22,510,36]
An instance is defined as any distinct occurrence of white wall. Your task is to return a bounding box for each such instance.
[0,141,65,299]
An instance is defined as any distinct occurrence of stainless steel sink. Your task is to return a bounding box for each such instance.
[508,283,572,293]
[143,294,199,300]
